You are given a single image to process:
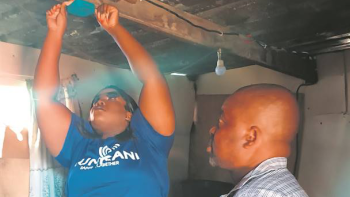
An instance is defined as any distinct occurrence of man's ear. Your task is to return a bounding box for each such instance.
[125,111,132,121]
[243,126,259,148]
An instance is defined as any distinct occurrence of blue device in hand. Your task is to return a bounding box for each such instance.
[67,0,95,17]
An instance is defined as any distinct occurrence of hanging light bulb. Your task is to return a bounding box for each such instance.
[215,48,226,76]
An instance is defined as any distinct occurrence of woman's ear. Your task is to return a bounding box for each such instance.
[89,110,93,121]
[243,126,259,149]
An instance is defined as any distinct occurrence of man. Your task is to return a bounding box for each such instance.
[207,84,308,197]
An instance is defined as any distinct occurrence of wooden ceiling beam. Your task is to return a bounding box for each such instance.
[57,0,317,83]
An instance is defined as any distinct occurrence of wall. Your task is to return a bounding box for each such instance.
[0,126,30,197]
[0,41,195,197]
[297,51,350,197]
[0,158,30,197]
[196,65,304,94]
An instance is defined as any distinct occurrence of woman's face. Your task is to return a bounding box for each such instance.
[89,88,132,138]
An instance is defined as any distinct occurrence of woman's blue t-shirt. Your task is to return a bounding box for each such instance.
[55,109,174,197]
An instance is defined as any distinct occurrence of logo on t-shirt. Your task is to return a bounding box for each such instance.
[75,143,140,170]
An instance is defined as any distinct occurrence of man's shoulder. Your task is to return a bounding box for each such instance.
[237,169,308,197]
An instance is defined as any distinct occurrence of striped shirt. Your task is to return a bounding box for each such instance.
[221,157,308,197]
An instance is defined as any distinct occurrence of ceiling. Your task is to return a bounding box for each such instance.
[1,0,350,81]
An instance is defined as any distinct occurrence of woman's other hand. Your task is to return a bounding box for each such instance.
[95,4,120,34]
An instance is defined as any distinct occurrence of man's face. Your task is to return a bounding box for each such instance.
[207,96,248,170]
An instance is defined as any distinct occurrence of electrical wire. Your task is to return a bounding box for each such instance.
[143,0,311,55]
[296,83,313,101]
[143,0,239,36]
[294,82,316,179]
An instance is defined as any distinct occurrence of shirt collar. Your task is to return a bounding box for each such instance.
[226,157,287,195]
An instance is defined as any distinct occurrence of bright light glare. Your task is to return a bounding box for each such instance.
[0,85,31,141]
[170,73,187,76]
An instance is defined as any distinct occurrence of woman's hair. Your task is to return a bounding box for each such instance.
[78,85,139,141]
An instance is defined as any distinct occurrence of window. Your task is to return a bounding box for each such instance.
[0,81,31,158]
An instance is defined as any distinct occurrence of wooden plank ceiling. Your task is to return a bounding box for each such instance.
[1,0,350,82]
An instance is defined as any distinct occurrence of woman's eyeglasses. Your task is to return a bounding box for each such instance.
[92,92,121,105]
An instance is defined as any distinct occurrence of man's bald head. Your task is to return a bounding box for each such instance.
[227,84,300,143]
[208,84,300,171]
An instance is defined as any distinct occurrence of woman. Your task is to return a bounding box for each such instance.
[34,3,175,197]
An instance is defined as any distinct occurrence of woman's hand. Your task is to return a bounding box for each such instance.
[95,4,120,34]
[46,3,68,37]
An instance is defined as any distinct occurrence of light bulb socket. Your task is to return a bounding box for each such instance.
[217,59,224,67]
[217,48,222,60]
